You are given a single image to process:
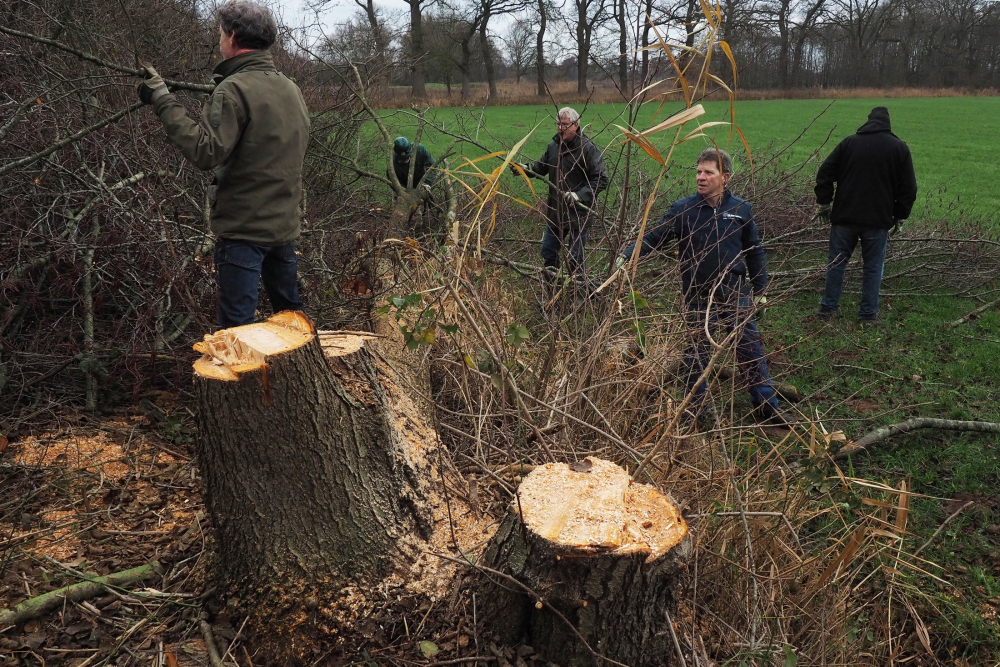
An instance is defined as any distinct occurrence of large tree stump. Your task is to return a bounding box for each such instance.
[192,311,434,656]
[479,457,691,666]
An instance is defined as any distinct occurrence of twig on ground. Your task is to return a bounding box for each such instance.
[835,418,1000,460]
[946,295,1000,328]
[199,618,224,667]
[913,500,975,558]
[0,561,159,628]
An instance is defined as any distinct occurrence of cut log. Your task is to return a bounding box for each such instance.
[478,457,691,666]
[192,311,434,657]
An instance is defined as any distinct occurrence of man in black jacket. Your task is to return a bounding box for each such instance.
[511,107,609,277]
[814,107,917,323]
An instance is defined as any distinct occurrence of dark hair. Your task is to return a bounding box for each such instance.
[697,147,732,175]
[218,1,277,50]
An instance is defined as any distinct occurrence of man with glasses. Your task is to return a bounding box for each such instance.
[511,108,608,286]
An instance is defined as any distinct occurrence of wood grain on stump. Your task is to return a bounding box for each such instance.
[192,311,431,658]
[480,457,690,666]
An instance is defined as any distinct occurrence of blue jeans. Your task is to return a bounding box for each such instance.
[820,225,888,320]
[541,223,588,275]
[684,289,778,412]
[213,239,304,328]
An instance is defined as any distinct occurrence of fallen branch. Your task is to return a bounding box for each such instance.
[835,418,1000,460]
[199,619,224,667]
[0,561,159,629]
[946,295,1000,329]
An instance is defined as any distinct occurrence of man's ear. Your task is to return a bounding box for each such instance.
[722,171,731,186]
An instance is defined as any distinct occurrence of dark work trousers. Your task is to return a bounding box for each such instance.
[540,222,588,275]
[213,239,304,328]
[820,224,889,320]
[683,286,778,412]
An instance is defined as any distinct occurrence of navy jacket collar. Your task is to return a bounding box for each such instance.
[693,189,735,208]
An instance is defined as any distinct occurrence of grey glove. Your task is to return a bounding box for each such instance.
[813,203,831,225]
[509,162,530,176]
[137,64,169,105]
[563,190,582,208]
[891,219,904,236]
[420,182,432,194]
[614,255,628,272]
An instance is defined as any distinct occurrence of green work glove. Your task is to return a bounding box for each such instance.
[614,255,627,271]
[891,219,904,236]
[137,64,169,105]
[813,203,831,225]
[753,295,767,307]
[563,190,582,208]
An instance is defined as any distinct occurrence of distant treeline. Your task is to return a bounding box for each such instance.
[318,0,1000,100]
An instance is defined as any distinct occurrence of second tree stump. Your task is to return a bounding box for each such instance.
[479,457,690,666]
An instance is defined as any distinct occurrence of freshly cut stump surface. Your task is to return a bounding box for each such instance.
[480,457,690,666]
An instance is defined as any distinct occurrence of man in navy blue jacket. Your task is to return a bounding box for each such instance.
[618,148,787,426]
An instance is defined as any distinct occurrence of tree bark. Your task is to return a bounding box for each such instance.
[641,0,652,83]
[480,14,498,99]
[478,457,690,666]
[408,0,428,98]
[617,0,628,98]
[536,0,547,96]
[192,311,432,658]
[576,0,590,93]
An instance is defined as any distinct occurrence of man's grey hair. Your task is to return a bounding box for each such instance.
[218,1,278,50]
[697,147,732,175]
[557,107,581,124]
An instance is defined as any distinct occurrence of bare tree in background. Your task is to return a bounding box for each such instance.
[402,0,434,97]
[503,12,538,82]
[573,0,610,92]
[537,0,550,94]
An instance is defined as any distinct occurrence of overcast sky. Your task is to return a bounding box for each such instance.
[279,0,519,42]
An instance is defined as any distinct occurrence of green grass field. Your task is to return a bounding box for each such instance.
[380,97,1000,222]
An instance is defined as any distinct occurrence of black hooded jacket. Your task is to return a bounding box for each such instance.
[528,131,609,229]
[815,108,918,229]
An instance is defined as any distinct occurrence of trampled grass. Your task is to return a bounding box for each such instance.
[379,96,1000,223]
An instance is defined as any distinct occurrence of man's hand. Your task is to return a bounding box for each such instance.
[420,182,432,195]
[509,162,529,176]
[137,64,169,105]
[563,190,582,207]
[891,219,904,236]
[813,203,832,225]
[614,255,627,272]
[753,295,767,307]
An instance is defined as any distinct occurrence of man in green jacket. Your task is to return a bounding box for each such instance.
[392,137,435,191]
[138,1,310,328]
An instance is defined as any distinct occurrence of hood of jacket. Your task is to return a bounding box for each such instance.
[857,106,892,134]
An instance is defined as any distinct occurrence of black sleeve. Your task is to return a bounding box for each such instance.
[741,203,768,294]
[530,143,553,179]
[893,147,918,220]
[815,140,845,205]
[577,141,609,205]
[623,200,682,259]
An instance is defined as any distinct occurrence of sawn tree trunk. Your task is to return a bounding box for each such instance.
[192,311,433,658]
[478,457,691,666]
